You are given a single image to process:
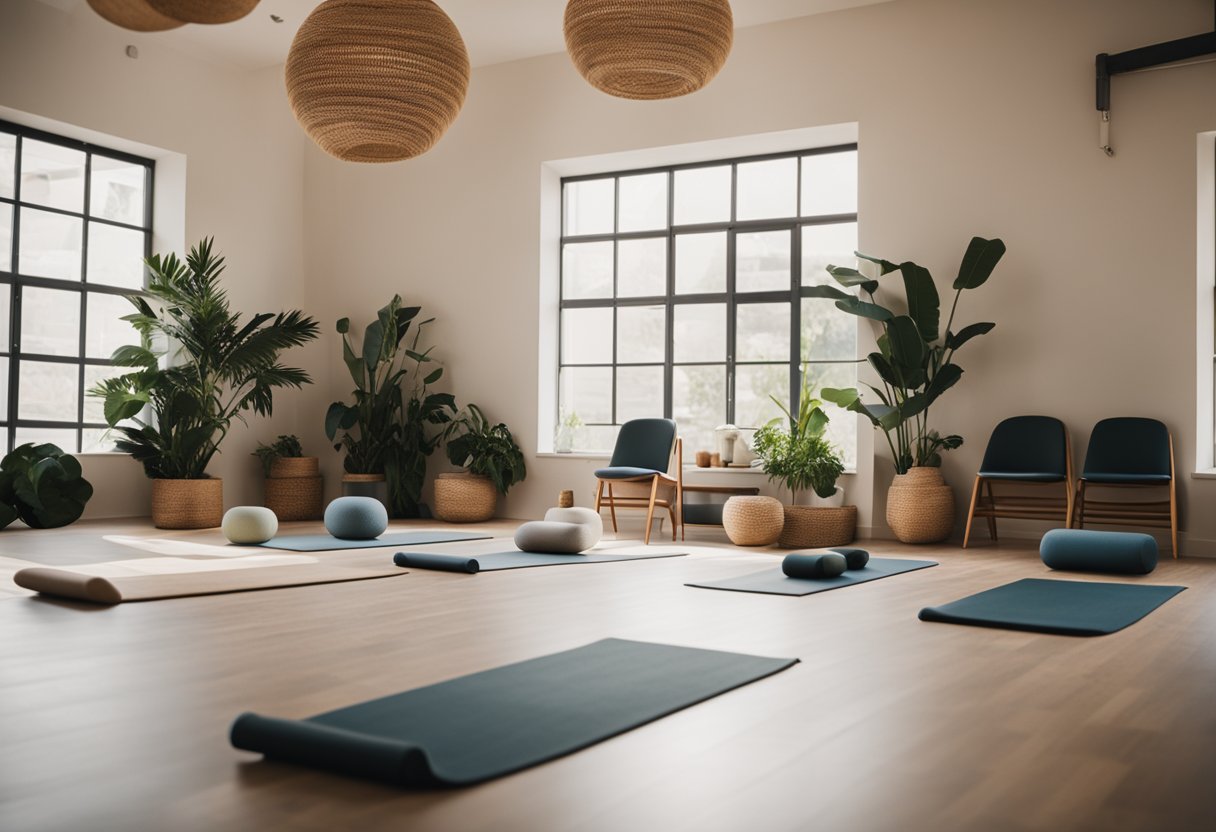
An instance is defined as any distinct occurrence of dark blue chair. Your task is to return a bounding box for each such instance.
[593,418,682,544]
[963,416,1073,548]
[1076,417,1177,557]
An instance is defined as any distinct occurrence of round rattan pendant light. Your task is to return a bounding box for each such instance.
[285,0,470,164]
[86,0,185,32]
[146,1,260,25]
[563,0,734,100]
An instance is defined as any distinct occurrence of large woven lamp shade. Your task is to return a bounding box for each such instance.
[86,0,185,31]
[563,0,734,100]
[146,0,260,24]
[285,0,471,164]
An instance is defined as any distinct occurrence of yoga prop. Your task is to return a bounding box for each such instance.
[222,506,278,544]
[394,548,685,573]
[1039,528,1157,575]
[686,557,937,596]
[833,547,870,570]
[918,578,1184,636]
[782,552,847,579]
[324,496,389,540]
[230,638,797,786]
[512,507,603,554]
[257,531,490,552]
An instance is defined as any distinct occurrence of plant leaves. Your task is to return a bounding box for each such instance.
[886,315,927,371]
[834,297,893,321]
[899,261,940,342]
[825,266,878,294]
[953,236,1006,290]
[945,322,995,350]
[855,251,900,274]
[803,284,853,302]
[925,363,963,405]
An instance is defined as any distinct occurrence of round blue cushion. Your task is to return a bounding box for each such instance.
[782,552,847,580]
[324,496,389,540]
[1040,528,1157,575]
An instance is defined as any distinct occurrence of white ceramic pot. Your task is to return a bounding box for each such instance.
[810,486,845,508]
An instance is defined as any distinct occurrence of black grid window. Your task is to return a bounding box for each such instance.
[558,145,859,463]
[0,119,154,454]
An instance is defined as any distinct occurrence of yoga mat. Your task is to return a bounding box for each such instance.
[918,578,1185,636]
[393,549,686,573]
[686,557,937,596]
[13,551,404,605]
[230,638,798,786]
[257,531,491,552]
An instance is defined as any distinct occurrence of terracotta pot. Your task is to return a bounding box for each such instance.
[886,467,954,543]
[151,478,223,529]
[778,504,857,548]
[433,473,497,523]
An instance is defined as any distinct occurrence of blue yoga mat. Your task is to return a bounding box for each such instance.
[918,578,1185,636]
[686,557,938,596]
[230,638,798,786]
[256,531,491,552]
[394,549,686,573]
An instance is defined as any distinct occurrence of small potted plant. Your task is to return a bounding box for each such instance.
[0,443,94,529]
[253,435,322,521]
[434,404,527,523]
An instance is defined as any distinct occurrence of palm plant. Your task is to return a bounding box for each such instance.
[90,238,320,479]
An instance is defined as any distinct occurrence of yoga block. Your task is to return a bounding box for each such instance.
[1040,528,1157,575]
[831,547,870,570]
[222,506,279,544]
[513,507,602,554]
[324,496,389,540]
[782,552,847,580]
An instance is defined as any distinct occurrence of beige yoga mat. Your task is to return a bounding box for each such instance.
[13,551,405,604]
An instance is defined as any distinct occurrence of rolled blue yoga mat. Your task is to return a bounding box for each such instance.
[1039,528,1157,575]
[782,553,847,579]
[393,550,685,573]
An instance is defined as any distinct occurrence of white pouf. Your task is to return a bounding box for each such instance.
[513,506,603,554]
[222,506,279,544]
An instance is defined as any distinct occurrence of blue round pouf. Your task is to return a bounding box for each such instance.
[1040,528,1157,575]
[324,496,389,540]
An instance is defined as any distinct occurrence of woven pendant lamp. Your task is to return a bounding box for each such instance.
[563,0,734,100]
[86,0,185,31]
[285,0,470,164]
[146,0,261,25]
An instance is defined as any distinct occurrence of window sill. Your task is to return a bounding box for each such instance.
[536,451,612,460]
[1191,469,1216,479]
[684,466,858,476]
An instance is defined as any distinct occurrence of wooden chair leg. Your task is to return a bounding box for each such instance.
[667,504,677,542]
[984,481,998,541]
[963,476,982,549]
[594,480,604,514]
[1064,479,1074,529]
[642,477,659,545]
[606,483,619,533]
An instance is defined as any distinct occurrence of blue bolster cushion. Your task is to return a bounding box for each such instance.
[1039,528,1157,575]
[782,552,847,580]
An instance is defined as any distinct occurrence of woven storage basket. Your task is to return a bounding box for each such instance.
[268,457,320,479]
[265,476,323,522]
[721,496,785,546]
[778,505,858,549]
[433,473,497,523]
[886,467,954,544]
[151,478,222,530]
[147,0,258,24]
[563,0,734,100]
[86,0,185,31]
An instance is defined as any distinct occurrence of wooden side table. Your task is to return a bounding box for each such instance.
[681,483,761,539]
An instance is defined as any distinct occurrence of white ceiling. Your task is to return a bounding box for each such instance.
[58,0,893,70]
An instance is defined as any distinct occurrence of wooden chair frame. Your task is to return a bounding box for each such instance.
[963,430,1075,548]
[594,438,682,545]
[1074,432,1178,558]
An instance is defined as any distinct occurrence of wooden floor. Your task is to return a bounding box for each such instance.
[1,518,1214,832]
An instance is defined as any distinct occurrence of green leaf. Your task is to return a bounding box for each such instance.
[834,297,893,321]
[953,236,1006,290]
[886,315,927,372]
[925,363,963,405]
[803,284,853,302]
[825,266,878,294]
[424,368,443,385]
[336,317,350,334]
[867,352,903,388]
[945,322,995,350]
[820,387,861,408]
[855,251,900,274]
[324,402,352,440]
[899,262,940,342]
[104,391,148,426]
[110,344,158,369]
[361,319,384,373]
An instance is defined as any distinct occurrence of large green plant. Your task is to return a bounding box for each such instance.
[805,236,1005,474]
[325,295,455,517]
[0,443,94,529]
[752,365,845,501]
[91,238,319,479]
[444,403,527,495]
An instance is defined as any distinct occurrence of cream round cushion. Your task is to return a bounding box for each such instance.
[222,506,279,544]
[513,507,603,554]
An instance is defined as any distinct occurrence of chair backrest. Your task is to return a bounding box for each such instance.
[609,418,677,472]
[979,415,1068,476]
[1083,417,1171,478]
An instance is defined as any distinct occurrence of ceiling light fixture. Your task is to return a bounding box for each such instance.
[86,0,184,32]
[145,1,261,25]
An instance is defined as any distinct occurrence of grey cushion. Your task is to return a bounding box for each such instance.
[1040,528,1157,575]
[513,507,603,554]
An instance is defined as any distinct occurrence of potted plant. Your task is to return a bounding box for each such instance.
[807,236,1005,543]
[0,443,94,529]
[751,366,853,548]
[325,295,455,517]
[91,238,319,529]
[553,411,582,454]
[435,404,527,522]
[253,435,322,521]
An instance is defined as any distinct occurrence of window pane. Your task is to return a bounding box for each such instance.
[0,202,11,272]
[801,222,858,287]
[86,292,138,359]
[673,165,729,225]
[736,229,790,292]
[87,222,145,289]
[616,366,664,423]
[673,303,725,363]
[563,178,614,236]
[82,427,117,453]
[18,360,79,421]
[616,305,665,363]
[806,361,858,469]
[735,363,787,429]
[18,208,82,280]
[0,356,7,421]
[801,150,858,217]
[559,366,612,424]
[617,237,665,298]
[618,173,667,233]
[14,427,79,452]
[672,364,724,454]
[674,232,725,294]
[561,307,612,364]
[569,423,619,454]
[20,139,85,213]
[737,302,790,362]
[736,157,797,221]
[21,286,80,357]
[0,132,15,200]
[90,155,147,226]
[802,297,855,361]
[562,241,613,300]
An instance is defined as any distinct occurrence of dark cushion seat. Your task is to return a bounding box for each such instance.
[977,471,1067,482]
[594,467,665,480]
[1083,472,1172,484]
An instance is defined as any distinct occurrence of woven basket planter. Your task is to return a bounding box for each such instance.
[778,505,858,549]
[722,496,785,546]
[263,457,322,522]
[886,467,955,544]
[433,473,497,523]
[87,0,185,31]
[151,478,222,530]
[268,456,320,480]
